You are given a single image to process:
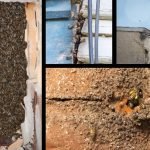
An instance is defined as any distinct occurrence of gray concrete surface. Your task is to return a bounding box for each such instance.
[117,27,149,64]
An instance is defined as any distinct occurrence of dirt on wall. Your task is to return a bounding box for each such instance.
[0,2,27,145]
[46,68,150,150]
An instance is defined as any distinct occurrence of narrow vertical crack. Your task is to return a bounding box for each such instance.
[144,49,149,64]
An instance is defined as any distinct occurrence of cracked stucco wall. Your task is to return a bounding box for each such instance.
[117,27,150,64]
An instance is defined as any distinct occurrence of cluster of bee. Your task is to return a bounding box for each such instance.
[69,10,85,64]
[127,87,143,108]
[0,2,27,136]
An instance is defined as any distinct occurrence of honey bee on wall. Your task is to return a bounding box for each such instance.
[127,87,143,108]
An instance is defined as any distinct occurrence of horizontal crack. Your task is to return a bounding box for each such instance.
[46,97,101,102]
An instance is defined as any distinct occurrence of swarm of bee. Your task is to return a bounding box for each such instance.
[127,87,143,108]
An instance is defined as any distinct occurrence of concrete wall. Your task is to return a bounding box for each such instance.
[117,27,150,64]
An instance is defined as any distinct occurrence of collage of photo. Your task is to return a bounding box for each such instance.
[0,0,150,150]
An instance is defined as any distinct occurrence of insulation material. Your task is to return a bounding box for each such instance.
[21,80,34,145]
[0,1,27,143]
[21,2,42,150]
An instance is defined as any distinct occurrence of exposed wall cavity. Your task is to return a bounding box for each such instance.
[0,0,41,149]
[0,1,27,140]
[21,2,42,150]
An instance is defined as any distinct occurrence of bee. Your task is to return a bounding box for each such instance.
[129,88,139,100]
[127,87,143,108]
[89,126,97,142]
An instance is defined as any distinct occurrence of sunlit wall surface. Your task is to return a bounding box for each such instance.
[117,0,150,28]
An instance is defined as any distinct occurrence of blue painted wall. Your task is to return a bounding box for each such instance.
[46,0,73,64]
[117,0,150,28]
[46,20,73,64]
[46,0,71,19]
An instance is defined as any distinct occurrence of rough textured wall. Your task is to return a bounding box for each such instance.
[46,68,150,150]
[0,1,27,141]
[117,31,146,64]
[46,68,149,100]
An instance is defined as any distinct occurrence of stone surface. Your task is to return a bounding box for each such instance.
[46,68,150,150]
[46,68,149,100]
